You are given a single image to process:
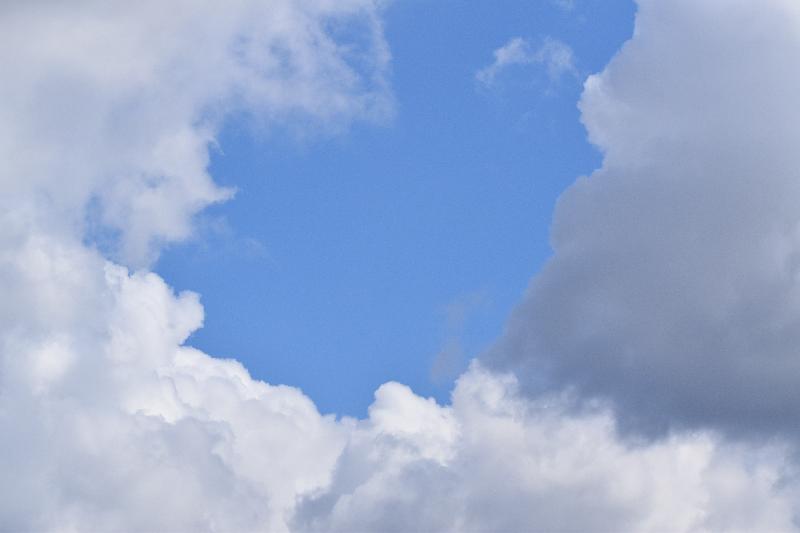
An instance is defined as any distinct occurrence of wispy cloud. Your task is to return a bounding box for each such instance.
[430,290,489,383]
[5,0,800,531]
[551,0,576,12]
[476,36,577,88]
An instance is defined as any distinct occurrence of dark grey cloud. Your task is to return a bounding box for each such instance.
[488,0,800,437]
[3,0,800,530]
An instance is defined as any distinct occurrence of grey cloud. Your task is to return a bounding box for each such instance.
[487,0,800,437]
[4,0,800,530]
[293,366,799,532]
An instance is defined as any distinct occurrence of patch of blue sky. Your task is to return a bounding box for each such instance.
[155,0,636,416]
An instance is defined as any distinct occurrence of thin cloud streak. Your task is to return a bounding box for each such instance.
[476,36,577,88]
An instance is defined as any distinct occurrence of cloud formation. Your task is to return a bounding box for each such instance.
[294,365,798,532]
[476,37,576,88]
[0,0,391,267]
[4,0,800,531]
[0,245,346,531]
[4,248,793,531]
[489,0,800,437]
[551,0,576,12]
[0,1,383,530]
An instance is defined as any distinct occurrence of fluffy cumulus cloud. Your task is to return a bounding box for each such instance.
[0,245,346,531]
[4,0,800,532]
[489,0,800,439]
[293,366,799,532]
[4,248,795,531]
[0,1,377,530]
[0,0,391,266]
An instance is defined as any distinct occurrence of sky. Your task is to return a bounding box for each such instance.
[156,0,636,416]
[6,1,800,532]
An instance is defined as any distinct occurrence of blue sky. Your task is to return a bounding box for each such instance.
[11,1,800,530]
[156,0,636,416]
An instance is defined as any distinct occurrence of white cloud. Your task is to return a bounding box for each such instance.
[0,0,391,267]
[430,290,488,383]
[3,0,800,531]
[552,0,576,12]
[476,37,577,88]
[0,1,383,530]
[4,244,795,531]
[1,237,346,531]
[294,365,798,532]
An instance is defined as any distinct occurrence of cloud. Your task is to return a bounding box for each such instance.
[0,0,391,267]
[486,0,800,438]
[294,365,798,532]
[551,0,576,11]
[430,290,489,383]
[4,245,794,531]
[0,238,347,531]
[3,0,800,531]
[476,37,577,88]
[0,0,382,530]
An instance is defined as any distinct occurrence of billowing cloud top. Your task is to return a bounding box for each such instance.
[3,0,800,532]
[490,0,800,438]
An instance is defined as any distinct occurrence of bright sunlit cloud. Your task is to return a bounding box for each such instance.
[3,1,800,531]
